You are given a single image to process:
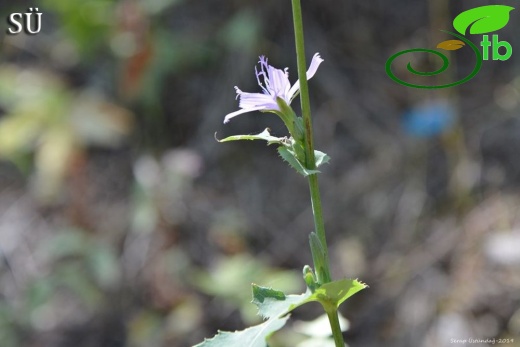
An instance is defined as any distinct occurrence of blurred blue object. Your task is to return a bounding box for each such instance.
[402,100,456,137]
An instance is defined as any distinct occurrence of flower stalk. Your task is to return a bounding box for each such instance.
[291,0,344,346]
[327,307,346,347]
[291,0,331,285]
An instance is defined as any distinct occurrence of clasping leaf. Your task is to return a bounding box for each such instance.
[195,279,366,347]
[278,146,330,177]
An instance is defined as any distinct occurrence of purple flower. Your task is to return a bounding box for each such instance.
[224,53,324,124]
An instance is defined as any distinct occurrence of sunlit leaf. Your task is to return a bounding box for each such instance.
[308,279,367,310]
[252,285,310,320]
[195,315,290,347]
[436,40,465,51]
[216,128,285,145]
[453,5,515,35]
[195,279,366,347]
[314,150,331,167]
[195,286,303,347]
[254,279,367,314]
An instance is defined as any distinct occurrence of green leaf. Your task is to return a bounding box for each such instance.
[197,285,299,346]
[216,128,285,145]
[314,150,331,167]
[277,147,330,177]
[196,280,367,347]
[217,128,329,177]
[309,232,328,284]
[252,285,310,320]
[309,279,367,311]
[252,279,367,319]
[196,286,309,347]
[453,5,514,35]
[278,146,319,176]
[292,141,306,164]
[194,315,290,347]
[191,254,301,323]
[303,265,318,293]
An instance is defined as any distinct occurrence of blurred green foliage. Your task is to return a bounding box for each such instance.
[0,65,132,200]
[41,0,114,57]
[192,254,301,324]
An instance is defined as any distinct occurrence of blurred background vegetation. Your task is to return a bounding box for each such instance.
[0,0,519,346]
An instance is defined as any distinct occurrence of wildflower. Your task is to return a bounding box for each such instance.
[224,53,324,124]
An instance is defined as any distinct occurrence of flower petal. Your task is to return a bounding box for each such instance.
[223,106,268,124]
[306,53,325,80]
[288,53,324,100]
[267,66,291,98]
[237,90,278,110]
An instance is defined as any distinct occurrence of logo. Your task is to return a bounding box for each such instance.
[6,7,42,35]
[386,5,514,89]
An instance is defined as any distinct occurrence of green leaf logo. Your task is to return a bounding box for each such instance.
[453,5,515,35]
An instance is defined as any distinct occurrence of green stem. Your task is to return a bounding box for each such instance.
[308,175,331,283]
[326,307,345,347]
[291,0,331,284]
[291,1,344,347]
[291,0,314,166]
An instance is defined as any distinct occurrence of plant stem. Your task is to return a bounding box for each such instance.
[291,1,344,346]
[291,0,331,284]
[327,307,345,347]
